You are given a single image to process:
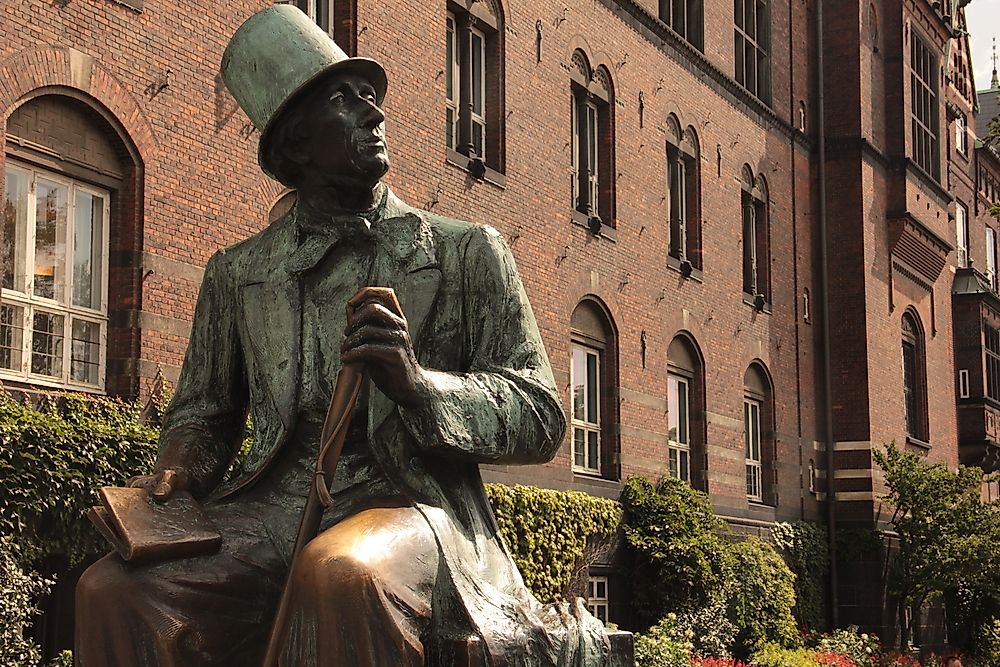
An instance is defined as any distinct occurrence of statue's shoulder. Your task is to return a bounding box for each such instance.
[388,192,502,249]
[209,211,294,279]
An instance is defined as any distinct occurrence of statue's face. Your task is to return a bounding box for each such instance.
[294,71,390,188]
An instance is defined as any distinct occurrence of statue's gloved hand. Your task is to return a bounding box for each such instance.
[126,467,191,503]
[341,286,428,409]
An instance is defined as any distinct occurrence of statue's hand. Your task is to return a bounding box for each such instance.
[341,287,427,409]
[126,467,191,503]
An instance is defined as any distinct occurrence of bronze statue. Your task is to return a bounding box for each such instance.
[75,6,624,666]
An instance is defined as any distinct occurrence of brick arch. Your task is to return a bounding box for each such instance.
[0,46,157,161]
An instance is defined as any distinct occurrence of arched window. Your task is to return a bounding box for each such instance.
[666,121,702,271]
[901,311,928,441]
[570,51,615,232]
[667,333,705,488]
[446,0,504,174]
[744,362,774,503]
[741,168,770,305]
[570,299,619,480]
[3,93,142,395]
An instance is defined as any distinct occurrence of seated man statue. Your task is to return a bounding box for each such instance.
[75,5,616,666]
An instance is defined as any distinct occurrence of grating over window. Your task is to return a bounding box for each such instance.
[910,33,939,179]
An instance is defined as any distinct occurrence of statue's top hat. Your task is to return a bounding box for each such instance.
[221,5,388,178]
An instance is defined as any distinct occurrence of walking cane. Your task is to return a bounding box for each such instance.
[261,287,402,666]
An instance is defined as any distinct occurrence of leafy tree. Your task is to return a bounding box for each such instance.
[873,442,1000,650]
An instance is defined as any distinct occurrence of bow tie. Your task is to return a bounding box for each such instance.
[288,216,374,275]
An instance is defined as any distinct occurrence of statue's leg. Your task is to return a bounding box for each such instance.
[277,505,439,667]
[74,501,286,667]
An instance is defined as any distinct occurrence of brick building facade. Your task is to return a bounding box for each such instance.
[2,0,995,646]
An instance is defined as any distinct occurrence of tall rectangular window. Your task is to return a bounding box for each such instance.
[956,113,968,155]
[987,227,997,291]
[1,161,108,389]
[986,324,1000,403]
[667,140,701,268]
[742,187,769,300]
[572,96,602,218]
[667,374,691,482]
[910,33,939,179]
[445,4,501,170]
[571,344,601,474]
[956,201,969,268]
[734,0,770,104]
[659,0,704,50]
[744,398,763,501]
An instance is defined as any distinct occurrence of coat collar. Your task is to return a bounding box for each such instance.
[239,186,441,432]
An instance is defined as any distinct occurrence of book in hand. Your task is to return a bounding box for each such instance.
[88,486,222,564]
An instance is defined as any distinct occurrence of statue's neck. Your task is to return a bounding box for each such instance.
[296,182,382,221]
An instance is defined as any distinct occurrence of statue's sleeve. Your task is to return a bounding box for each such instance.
[154,251,249,498]
[398,224,566,464]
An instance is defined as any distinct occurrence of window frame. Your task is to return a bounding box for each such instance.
[987,226,998,292]
[569,52,615,230]
[910,31,940,180]
[586,575,609,624]
[733,0,771,105]
[955,113,968,156]
[901,312,929,442]
[744,396,763,502]
[741,173,770,304]
[667,373,691,483]
[1,160,110,392]
[955,201,969,268]
[658,0,704,51]
[666,123,702,270]
[985,323,1000,403]
[571,342,603,475]
[444,0,503,174]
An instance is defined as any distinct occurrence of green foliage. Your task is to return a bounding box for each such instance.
[620,476,730,626]
[772,521,829,630]
[726,538,800,654]
[676,599,738,659]
[750,643,825,667]
[485,483,622,604]
[812,627,880,667]
[633,613,694,667]
[0,392,159,563]
[874,443,1000,648]
[0,537,49,666]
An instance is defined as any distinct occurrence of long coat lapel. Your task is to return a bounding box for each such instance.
[367,203,441,433]
[239,215,302,431]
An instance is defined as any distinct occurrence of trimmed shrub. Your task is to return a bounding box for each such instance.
[621,476,730,627]
[726,538,800,654]
[0,392,158,563]
[485,483,622,603]
[634,614,694,667]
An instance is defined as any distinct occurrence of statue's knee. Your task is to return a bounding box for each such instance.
[293,539,376,595]
[76,557,126,609]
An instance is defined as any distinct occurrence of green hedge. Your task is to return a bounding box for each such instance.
[0,392,158,564]
[485,483,622,603]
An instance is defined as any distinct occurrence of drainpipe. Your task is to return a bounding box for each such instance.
[815,0,840,629]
